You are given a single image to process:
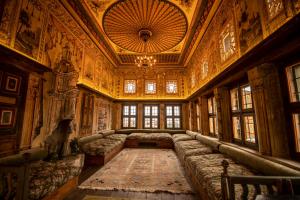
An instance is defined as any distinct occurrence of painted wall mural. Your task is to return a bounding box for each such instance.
[14,0,46,59]
[186,0,297,95]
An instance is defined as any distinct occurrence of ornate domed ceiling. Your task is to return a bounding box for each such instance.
[74,0,216,66]
[102,0,188,54]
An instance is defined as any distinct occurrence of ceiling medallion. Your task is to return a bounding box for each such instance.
[103,0,188,54]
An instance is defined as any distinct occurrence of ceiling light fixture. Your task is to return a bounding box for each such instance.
[135,29,157,68]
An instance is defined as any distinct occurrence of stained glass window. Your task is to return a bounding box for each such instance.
[166,80,178,94]
[265,0,283,19]
[165,105,181,129]
[219,23,236,62]
[145,80,156,94]
[124,80,136,94]
[122,105,137,128]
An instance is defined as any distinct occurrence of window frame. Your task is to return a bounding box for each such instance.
[143,104,160,129]
[207,96,218,137]
[145,80,157,95]
[166,80,178,94]
[230,84,258,148]
[286,63,300,159]
[121,104,137,129]
[165,104,182,129]
[124,79,137,94]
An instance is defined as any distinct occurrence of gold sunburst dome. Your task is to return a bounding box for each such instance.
[103,0,188,54]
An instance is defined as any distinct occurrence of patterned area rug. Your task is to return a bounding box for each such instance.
[83,196,130,200]
[79,148,194,194]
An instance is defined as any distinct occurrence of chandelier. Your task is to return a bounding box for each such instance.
[135,29,157,68]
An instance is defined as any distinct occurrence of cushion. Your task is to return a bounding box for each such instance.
[78,134,103,146]
[172,134,193,143]
[186,130,199,139]
[81,139,122,156]
[105,134,127,142]
[196,134,221,151]
[100,130,115,137]
[219,144,300,176]
[126,133,172,141]
[29,154,84,200]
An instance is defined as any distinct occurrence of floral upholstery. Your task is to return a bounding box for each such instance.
[186,131,199,139]
[104,134,128,142]
[28,154,84,200]
[126,133,173,141]
[80,138,122,156]
[186,154,258,200]
[175,140,213,163]
[172,134,193,143]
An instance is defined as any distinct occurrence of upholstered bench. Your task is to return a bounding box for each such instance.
[29,154,84,200]
[80,138,124,165]
[104,134,127,142]
[0,151,84,200]
[125,132,173,148]
[186,154,256,200]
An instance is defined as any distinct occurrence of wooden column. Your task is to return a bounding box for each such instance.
[160,104,165,129]
[248,63,290,158]
[200,96,209,136]
[214,87,232,142]
[137,103,143,129]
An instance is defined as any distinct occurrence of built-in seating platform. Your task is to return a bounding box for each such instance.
[125,132,173,148]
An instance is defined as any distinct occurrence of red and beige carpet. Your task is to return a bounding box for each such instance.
[79,148,194,194]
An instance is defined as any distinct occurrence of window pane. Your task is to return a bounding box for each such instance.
[208,98,213,114]
[232,116,241,140]
[214,117,218,136]
[287,65,300,102]
[130,117,136,128]
[230,88,239,111]
[152,106,158,116]
[144,106,151,116]
[123,117,129,128]
[123,106,129,116]
[293,114,300,152]
[144,118,151,128]
[244,116,256,143]
[166,118,173,128]
[152,118,158,128]
[174,106,180,116]
[166,106,173,116]
[130,106,136,115]
[174,118,180,128]
[241,85,253,109]
[209,117,214,134]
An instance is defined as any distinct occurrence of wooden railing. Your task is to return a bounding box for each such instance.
[221,160,300,200]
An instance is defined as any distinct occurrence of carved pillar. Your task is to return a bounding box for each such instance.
[248,63,290,158]
[214,87,232,142]
[200,96,209,136]
[188,101,193,130]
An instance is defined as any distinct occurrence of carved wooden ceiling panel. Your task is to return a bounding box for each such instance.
[102,0,188,53]
[75,0,214,66]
